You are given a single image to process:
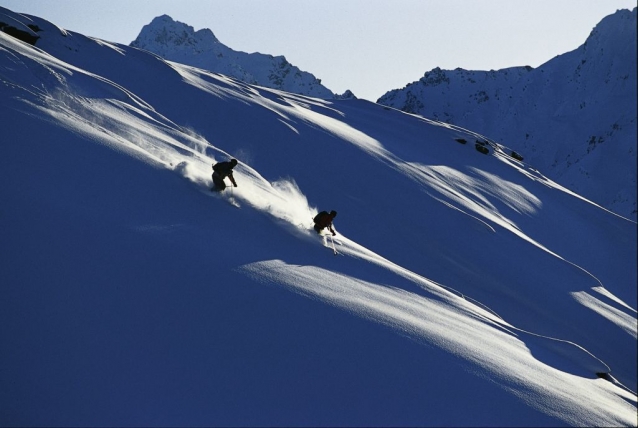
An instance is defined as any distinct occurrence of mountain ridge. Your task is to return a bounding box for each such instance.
[130,14,351,99]
[378,8,637,221]
[128,9,637,220]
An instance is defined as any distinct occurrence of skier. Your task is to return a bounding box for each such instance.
[212,158,238,191]
[313,210,337,235]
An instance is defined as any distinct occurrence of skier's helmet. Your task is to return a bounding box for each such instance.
[330,210,337,217]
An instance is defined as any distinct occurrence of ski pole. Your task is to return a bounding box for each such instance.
[328,234,337,256]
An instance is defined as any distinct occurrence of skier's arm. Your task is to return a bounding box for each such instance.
[228,172,237,187]
[329,223,336,235]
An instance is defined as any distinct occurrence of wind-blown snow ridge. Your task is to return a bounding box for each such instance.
[239,258,631,425]
[1,6,636,426]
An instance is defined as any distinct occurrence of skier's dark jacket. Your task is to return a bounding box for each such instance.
[313,210,337,235]
[212,160,237,186]
[314,211,334,228]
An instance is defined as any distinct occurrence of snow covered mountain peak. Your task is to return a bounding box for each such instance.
[584,7,636,48]
[130,15,346,99]
[378,8,637,221]
[131,14,220,57]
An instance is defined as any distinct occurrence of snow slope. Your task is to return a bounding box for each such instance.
[130,14,342,99]
[1,7,636,426]
[378,8,637,222]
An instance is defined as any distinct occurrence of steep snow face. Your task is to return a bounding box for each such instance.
[130,15,339,99]
[378,8,637,221]
[1,6,636,427]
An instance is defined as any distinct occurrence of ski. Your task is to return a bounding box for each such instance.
[208,187,240,208]
[321,233,339,256]
[328,234,338,256]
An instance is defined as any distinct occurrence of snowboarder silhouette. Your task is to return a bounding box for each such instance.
[313,210,337,235]
[211,158,238,191]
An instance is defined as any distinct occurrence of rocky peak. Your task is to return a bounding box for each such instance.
[130,15,339,99]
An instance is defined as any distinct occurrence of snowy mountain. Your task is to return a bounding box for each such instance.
[130,14,348,99]
[1,6,637,427]
[378,8,637,222]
